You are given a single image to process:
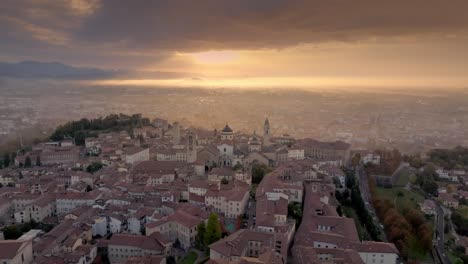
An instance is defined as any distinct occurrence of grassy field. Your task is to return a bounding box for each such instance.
[455,205,468,218]
[448,251,463,264]
[179,251,198,264]
[375,186,425,213]
[393,167,411,187]
[342,206,371,240]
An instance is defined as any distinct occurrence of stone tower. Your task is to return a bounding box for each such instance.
[186,130,197,163]
[172,122,180,144]
[263,118,271,146]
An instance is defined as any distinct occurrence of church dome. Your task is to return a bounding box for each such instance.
[221,124,233,133]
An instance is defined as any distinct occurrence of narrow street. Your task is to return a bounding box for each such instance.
[434,203,452,264]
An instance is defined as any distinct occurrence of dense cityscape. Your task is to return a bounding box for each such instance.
[0,113,467,264]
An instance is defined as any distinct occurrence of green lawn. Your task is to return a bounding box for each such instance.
[342,206,371,241]
[179,251,198,264]
[375,187,424,213]
[448,251,463,264]
[456,205,468,218]
[394,167,411,187]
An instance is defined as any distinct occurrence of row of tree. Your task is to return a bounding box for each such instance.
[0,152,15,169]
[451,209,468,236]
[49,114,150,145]
[369,176,432,260]
[335,170,381,241]
[428,146,468,170]
[1,220,55,240]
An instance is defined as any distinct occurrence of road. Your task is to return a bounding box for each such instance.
[356,166,388,242]
[245,198,256,230]
[434,202,452,264]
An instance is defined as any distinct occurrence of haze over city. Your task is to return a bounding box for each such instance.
[1,1,468,264]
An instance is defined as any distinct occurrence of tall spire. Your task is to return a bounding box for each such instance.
[263,118,271,146]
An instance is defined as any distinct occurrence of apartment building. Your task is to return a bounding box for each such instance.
[0,239,33,264]
[124,147,150,164]
[108,234,166,264]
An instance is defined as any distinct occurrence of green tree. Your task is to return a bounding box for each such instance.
[288,202,303,225]
[345,172,356,189]
[3,153,10,167]
[24,156,32,168]
[221,177,229,184]
[86,162,104,173]
[2,225,21,239]
[422,181,438,196]
[233,162,243,171]
[72,131,85,146]
[252,163,270,184]
[195,222,206,250]
[204,213,222,246]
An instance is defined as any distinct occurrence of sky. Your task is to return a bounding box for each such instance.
[1,0,468,89]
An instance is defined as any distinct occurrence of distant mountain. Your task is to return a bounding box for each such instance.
[0,61,118,80]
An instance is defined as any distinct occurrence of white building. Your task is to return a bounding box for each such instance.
[14,194,55,224]
[109,216,123,234]
[205,186,250,219]
[56,191,102,215]
[0,239,33,264]
[124,147,150,164]
[220,125,234,141]
[362,153,381,165]
[145,208,207,250]
[92,217,107,237]
[108,234,166,264]
[287,147,305,160]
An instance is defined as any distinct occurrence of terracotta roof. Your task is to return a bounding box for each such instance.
[209,229,274,258]
[350,241,399,254]
[126,256,165,264]
[0,240,30,259]
[124,147,148,155]
[109,234,164,251]
[133,161,185,174]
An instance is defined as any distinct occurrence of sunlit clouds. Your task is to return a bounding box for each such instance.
[1,0,468,89]
[184,51,240,64]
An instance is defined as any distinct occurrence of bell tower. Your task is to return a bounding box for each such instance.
[263,118,271,146]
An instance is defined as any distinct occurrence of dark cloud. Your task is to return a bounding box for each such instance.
[1,0,468,63]
[75,0,468,51]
